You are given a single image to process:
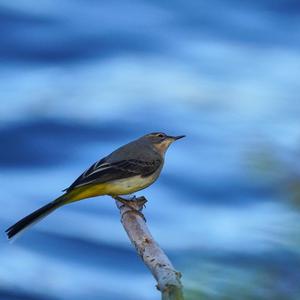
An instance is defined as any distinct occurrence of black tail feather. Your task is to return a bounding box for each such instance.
[6,197,65,239]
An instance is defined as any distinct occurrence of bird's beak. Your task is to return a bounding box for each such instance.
[168,135,186,141]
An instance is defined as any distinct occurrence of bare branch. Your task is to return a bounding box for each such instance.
[114,196,184,300]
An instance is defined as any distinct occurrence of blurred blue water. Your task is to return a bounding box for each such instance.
[1,0,300,299]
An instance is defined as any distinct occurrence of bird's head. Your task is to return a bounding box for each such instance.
[142,132,185,155]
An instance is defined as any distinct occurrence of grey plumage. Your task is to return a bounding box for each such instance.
[65,136,163,192]
[6,132,185,239]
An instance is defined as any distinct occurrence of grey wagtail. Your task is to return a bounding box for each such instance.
[6,132,185,239]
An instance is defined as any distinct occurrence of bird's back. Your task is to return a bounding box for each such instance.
[105,137,162,163]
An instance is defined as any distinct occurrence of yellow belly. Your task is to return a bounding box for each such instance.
[67,173,158,202]
[106,174,158,195]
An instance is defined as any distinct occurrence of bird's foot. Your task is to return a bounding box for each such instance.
[113,195,147,222]
[120,194,137,201]
[126,195,147,208]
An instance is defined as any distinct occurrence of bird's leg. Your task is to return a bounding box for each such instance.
[120,194,137,201]
[121,194,147,208]
[112,195,146,222]
[113,195,135,209]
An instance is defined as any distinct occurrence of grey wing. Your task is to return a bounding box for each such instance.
[64,157,162,193]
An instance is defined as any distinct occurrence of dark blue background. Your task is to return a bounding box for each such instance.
[1,1,300,299]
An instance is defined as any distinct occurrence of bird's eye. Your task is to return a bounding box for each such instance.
[157,133,165,138]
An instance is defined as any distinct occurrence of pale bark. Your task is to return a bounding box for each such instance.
[114,196,184,300]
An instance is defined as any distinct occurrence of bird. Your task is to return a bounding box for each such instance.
[6,132,185,239]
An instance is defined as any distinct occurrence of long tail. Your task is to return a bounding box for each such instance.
[5,194,68,240]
